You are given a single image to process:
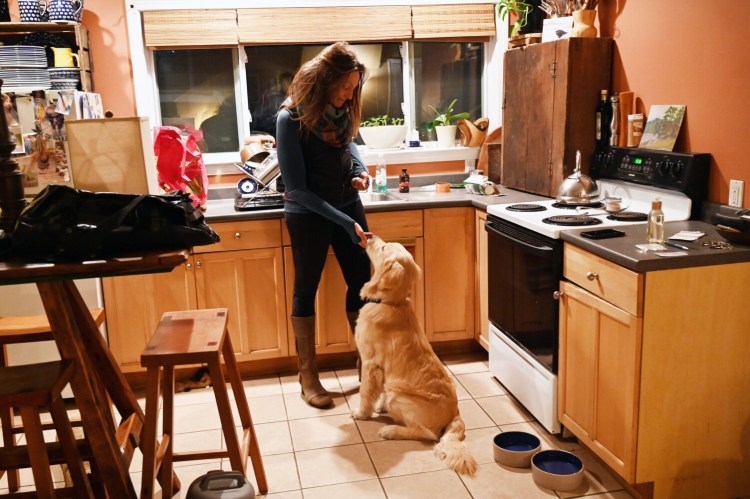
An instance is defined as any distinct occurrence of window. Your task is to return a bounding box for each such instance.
[152,42,484,155]
[153,49,238,153]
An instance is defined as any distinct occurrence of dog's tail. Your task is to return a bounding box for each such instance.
[434,415,478,477]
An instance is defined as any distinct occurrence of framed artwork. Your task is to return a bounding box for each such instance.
[638,105,686,151]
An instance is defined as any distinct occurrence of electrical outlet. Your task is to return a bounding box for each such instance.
[729,179,744,208]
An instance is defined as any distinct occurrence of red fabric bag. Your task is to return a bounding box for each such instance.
[153,126,208,208]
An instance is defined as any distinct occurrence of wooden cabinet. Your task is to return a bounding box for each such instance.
[474,209,489,350]
[104,219,288,372]
[282,210,424,355]
[424,207,475,342]
[559,243,750,498]
[0,22,94,91]
[501,37,612,197]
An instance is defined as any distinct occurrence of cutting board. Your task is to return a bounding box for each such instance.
[477,126,502,174]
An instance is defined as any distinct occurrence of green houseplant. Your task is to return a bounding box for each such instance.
[428,99,470,148]
[358,114,407,150]
[496,0,533,37]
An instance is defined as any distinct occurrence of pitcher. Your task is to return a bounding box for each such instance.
[47,0,83,23]
[52,47,79,68]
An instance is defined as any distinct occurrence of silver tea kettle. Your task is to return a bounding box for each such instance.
[556,150,599,204]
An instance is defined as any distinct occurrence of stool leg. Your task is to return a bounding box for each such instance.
[161,366,175,499]
[1,346,20,492]
[48,394,94,498]
[207,357,242,469]
[140,366,161,499]
[222,336,268,495]
[19,405,55,499]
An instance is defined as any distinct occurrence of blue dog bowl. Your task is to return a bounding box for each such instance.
[492,431,541,468]
[531,449,585,491]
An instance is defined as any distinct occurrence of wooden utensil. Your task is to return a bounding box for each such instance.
[477,126,502,174]
[618,91,634,147]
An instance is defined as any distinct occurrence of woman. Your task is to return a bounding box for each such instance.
[276,42,372,408]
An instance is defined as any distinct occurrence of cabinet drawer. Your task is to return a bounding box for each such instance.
[563,243,643,316]
[197,219,282,253]
[281,209,423,245]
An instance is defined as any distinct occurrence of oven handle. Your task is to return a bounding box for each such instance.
[485,220,556,256]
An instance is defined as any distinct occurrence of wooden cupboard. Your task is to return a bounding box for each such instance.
[559,243,750,498]
[474,209,489,350]
[501,37,612,197]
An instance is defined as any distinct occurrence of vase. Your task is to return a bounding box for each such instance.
[571,9,597,38]
[435,125,457,148]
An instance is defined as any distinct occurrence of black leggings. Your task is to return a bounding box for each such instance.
[285,201,370,318]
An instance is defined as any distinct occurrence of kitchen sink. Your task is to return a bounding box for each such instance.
[359,191,405,205]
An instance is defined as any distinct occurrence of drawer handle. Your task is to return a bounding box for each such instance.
[586,271,599,281]
[234,232,241,239]
[553,291,564,300]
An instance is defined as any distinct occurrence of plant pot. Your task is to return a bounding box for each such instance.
[571,9,597,38]
[435,125,457,148]
[359,125,407,150]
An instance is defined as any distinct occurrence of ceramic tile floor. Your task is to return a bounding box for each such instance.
[0,351,635,498]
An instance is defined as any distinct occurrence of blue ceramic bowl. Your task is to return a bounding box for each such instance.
[531,450,585,491]
[492,431,541,468]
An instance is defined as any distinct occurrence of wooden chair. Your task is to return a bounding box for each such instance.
[0,308,105,493]
[0,360,95,498]
[140,308,268,499]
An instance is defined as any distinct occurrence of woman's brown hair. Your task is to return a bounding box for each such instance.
[284,41,365,140]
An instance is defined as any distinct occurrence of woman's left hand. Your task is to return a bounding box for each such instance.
[351,172,370,191]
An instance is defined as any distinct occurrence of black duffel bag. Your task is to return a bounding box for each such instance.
[10,185,220,262]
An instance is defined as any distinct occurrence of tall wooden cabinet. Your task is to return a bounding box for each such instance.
[559,243,750,498]
[501,37,612,197]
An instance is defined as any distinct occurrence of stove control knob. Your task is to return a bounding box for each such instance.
[672,160,686,179]
[657,159,670,176]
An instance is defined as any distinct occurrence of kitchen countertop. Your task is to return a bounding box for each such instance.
[561,221,750,272]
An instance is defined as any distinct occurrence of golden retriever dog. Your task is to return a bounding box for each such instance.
[352,235,477,477]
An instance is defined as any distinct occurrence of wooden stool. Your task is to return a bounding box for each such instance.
[140,308,268,498]
[0,308,105,493]
[0,360,94,498]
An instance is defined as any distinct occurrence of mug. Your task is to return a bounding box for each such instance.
[52,47,79,67]
[19,0,47,22]
[47,0,82,23]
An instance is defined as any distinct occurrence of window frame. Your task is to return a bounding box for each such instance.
[126,0,507,174]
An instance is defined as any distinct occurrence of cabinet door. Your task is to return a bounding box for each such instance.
[424,207,475,341]
[475,210,489,350]
[194,248,289,361]
[558,280,642,482]
[103,258,197,372]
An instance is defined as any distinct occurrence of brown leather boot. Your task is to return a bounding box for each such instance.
[291,315,332,409]
[346,311,361,381]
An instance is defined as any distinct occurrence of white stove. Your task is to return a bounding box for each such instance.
[487,179,693,239]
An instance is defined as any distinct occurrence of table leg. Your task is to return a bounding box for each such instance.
[37,280,137,499]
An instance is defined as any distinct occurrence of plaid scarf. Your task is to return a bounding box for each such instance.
[309,104,352,149]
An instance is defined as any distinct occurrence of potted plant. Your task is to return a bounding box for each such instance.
[496,0,533,38]
[358,115,407,150]
[428,99,470,148]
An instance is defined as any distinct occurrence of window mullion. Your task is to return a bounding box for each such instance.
[401,41,416,136]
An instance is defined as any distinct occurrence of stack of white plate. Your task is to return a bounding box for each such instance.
[0,46,50,92]
[48,67,80,90]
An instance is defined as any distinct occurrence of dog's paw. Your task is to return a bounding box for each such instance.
[351,409,370,420]
[378,425,400,440]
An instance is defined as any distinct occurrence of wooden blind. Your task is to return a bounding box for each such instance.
[411,4,496,39]
[237,6,412,44]
[143,10,238,47]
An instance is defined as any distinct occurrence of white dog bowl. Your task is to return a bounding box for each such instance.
[492,431,541,468]
[531,449,585,491]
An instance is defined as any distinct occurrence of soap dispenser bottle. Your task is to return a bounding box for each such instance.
[647,198,665,243]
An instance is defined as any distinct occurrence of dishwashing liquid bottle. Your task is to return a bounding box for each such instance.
[647,198,665,243]
[376,154,388,193]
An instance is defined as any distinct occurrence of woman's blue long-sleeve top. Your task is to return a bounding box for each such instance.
[276,108,367,243]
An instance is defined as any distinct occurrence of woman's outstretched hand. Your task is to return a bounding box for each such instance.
[354,223,373,248]
[351,171,371,191]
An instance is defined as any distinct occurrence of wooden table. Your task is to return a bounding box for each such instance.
[0,249,189,498]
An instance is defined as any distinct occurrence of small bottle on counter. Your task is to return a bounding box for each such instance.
[609,93,620,147]
[595,89,611,147]
[647,197,665,243]
[399,168,410,193]
[376,154,388,193]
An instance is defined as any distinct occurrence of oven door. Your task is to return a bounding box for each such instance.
[485,215,562,374]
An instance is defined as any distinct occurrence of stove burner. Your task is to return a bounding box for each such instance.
[551,201,604,210]
[506,203,547,212]
[607,211,648,222]
[542,215,603,226]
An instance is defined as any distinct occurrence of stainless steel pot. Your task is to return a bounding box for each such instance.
[556,150,599,204]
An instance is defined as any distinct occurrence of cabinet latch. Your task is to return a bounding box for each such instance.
[549,60,557,78]
[548,160,553,177]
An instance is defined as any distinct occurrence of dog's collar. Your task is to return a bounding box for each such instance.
[363,297,382,304]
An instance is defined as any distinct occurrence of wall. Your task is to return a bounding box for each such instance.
[87,1,748,205]
[598,0,750,206]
